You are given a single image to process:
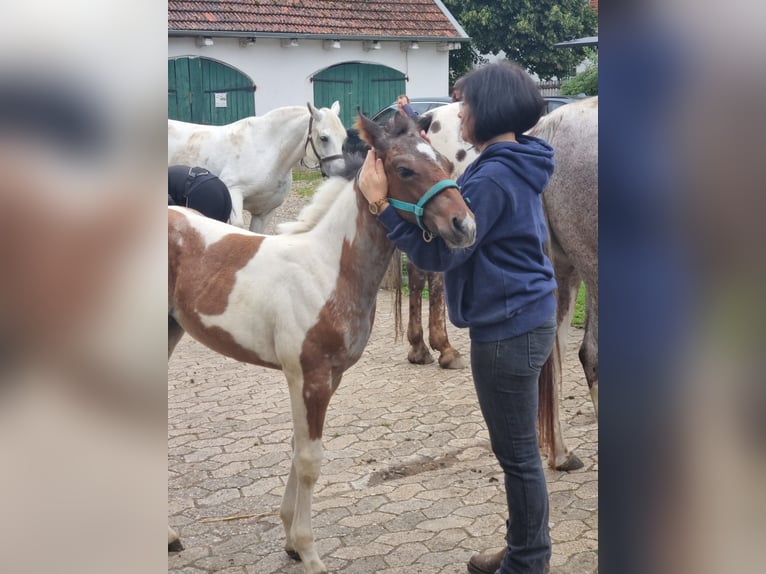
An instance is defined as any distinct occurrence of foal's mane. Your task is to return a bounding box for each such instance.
[277,152,365,235]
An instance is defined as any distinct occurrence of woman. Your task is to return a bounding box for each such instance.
[358,62,556,574]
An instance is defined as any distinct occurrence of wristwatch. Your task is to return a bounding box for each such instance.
[368,198,389,215]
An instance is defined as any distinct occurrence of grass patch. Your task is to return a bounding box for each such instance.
[291,168,324,199]
[572,282,586,328]
[292,169,324,183]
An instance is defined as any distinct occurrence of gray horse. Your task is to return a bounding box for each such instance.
[414,97,598,470]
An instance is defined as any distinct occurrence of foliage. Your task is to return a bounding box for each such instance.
[448,43,488,87]
[445,0,598,80]
[560,49,598,95]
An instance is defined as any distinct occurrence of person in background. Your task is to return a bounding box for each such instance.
[358,61,556,574]
[168,165,232,223]
[396,94,418,118]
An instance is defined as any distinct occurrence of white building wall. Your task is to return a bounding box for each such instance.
[168,37,451,116]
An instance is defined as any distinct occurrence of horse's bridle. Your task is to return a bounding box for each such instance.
[355,169,460,242]
[301,113,344,176]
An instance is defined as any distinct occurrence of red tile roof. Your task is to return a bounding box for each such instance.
[168,0,467,40]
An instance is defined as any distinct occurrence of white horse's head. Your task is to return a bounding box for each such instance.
[304,101,347,176]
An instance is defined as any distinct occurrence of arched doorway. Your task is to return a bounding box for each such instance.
[312,63,405,128]
[168,56,255,125]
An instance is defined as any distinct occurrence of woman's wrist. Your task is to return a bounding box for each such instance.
[368,197,389,215]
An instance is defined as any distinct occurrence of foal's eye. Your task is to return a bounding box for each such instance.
[319,135,329,143]
[396,166,414,178]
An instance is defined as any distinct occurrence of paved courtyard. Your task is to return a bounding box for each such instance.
[168,294,597,574]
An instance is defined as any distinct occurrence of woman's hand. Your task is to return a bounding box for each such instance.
[358,149,389,214]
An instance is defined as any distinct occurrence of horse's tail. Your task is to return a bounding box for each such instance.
[538,335,560,465]
[538,203,559,465]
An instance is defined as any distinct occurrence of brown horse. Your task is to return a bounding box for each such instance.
[168,113,479,573]
[413,98,599,471]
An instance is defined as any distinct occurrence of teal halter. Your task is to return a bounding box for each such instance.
[387,179,460,233]
[355,168,466,241]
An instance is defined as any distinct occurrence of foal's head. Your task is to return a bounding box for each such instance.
[355,113,476,249]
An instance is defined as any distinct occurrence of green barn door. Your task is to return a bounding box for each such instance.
[313,63,405,128]
[168,57,255,125]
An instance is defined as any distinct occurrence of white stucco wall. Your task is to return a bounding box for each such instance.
[168,36,451,117]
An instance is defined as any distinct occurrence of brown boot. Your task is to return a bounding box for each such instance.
[467,547,506,574]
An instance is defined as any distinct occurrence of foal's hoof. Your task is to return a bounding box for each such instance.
[285,548,301,561]
[554,453,585,472]
[168,539,184,552]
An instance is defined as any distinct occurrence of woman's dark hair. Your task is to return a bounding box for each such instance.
[459,61,544,144]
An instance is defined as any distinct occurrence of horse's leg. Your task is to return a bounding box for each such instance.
[280,434,300,559]
[248,206,280,234]
[227,186,246,228]
[549,249,585,471]
[168,315,185,551]
[579,283,598,417]
[280,368,333,574]
[247,176,291,233]
[168,526,182,552]
[406,261,434,365]
[426,272,465,369]
[168,315,185,359]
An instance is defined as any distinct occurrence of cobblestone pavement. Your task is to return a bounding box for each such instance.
[168,191,598,574]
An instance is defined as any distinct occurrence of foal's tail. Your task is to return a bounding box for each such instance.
[538,336,560,465]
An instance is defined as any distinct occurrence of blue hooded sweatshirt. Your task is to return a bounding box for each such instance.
[377,135,557,342]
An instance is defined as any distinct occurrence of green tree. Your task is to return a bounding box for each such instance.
[560,49,598,95]
[448,44,488,86]
[444,0,598,80]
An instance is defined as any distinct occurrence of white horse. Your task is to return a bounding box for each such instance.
[417,97,599,470]
[168,102,347,232]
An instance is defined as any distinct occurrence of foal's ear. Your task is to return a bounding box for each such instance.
[330,100,340,115]
[353,113,387,151]
[307,101,319,119]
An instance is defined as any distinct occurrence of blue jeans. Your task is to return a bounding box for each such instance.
[470,314,557,574]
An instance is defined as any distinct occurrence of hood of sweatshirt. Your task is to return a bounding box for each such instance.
[458,135,554,195]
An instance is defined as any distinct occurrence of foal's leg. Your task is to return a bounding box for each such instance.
[168,315,185,551]
[426,271,465,369]
[168,315,185,359]
[280,368,333,574]
[406,261,435,365]
[280,435,300,559]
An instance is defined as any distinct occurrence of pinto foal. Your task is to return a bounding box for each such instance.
[168,113,476,574]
